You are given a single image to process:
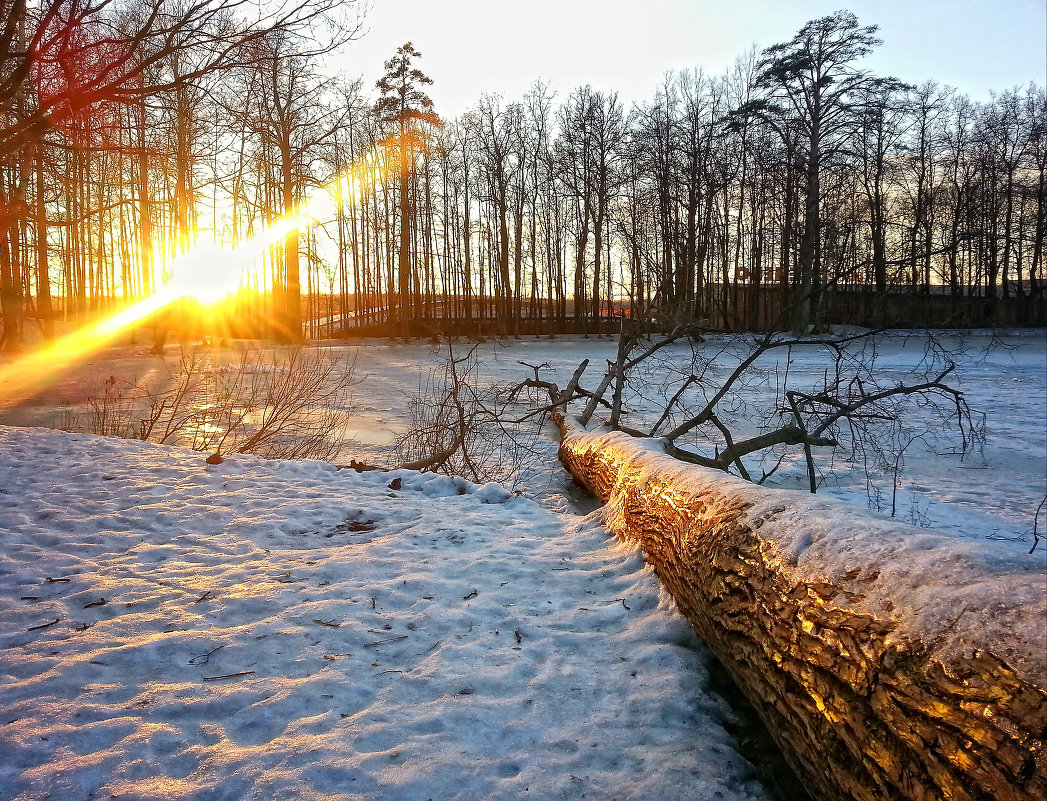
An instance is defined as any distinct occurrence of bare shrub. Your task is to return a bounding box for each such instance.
[69,347,358,461]
[84,375,143,440]
[393,341,545,487]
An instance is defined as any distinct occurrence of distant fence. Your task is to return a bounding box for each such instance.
[322,315,626,340]
[311,287,1046,340]
[711,286,1047,330]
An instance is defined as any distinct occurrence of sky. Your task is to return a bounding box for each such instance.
[336,0,1047,118]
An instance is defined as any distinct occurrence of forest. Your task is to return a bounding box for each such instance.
[0,0,1044,349]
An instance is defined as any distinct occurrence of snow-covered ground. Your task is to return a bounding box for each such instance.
[0,329,1043,799]
[0,425,772,801]
[333,330,1046,551]
[1,329,1043,545]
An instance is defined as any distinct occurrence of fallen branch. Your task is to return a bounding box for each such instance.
[189,645,224,665]
[202,671,255,681]
[363,635,408,648]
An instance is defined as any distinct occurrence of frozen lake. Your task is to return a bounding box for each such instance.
[1,329,1044,552]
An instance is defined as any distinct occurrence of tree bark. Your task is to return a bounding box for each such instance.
[793,130,820,335]
[398,132,411,338]
[557,420,1046,801]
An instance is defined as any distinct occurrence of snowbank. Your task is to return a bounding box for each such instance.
[558,420,1047,801]
[0,425,773,801]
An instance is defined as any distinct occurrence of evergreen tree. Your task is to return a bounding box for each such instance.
[747,11,901,333]
[374,42,440,336]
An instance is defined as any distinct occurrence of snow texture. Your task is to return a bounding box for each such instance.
[0,425,772,801]
[567,424,1047,687]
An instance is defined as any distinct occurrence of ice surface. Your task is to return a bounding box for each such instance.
[338,330,1046,547]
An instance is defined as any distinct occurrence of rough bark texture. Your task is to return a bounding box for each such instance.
[557,420,1046,801]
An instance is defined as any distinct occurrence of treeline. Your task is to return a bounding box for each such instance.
[1,6,1044,346]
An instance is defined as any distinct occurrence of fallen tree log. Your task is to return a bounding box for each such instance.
[557,419,1046,801]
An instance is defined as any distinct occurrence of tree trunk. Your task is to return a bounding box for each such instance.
[398,136,411,338]
[558,421,1046,801]
[34,151,52,341]
[793,134,820,336]
[0,171,26,351]
[0,219,19,350]
[282,146,302,343]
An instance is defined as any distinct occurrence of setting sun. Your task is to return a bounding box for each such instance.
[0,2,1043,801]
[165,243,244,306]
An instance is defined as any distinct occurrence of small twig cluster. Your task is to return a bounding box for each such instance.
[394,341,544,486]
[68,346,357,461]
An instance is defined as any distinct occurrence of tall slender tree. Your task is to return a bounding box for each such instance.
[374,41,440,336]
[746,11,901,333]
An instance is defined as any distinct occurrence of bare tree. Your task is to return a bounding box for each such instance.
[227,28,353,341]
[473,94,523,332]
[0,0,361,347]
[854,83,907,304]
[742,11,903,334]
[555,86,626,331]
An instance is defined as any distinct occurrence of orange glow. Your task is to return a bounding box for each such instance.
[0,157,379,409]
[165,243,242,306]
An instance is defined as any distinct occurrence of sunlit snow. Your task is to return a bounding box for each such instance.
[0,426,771,801]
[0,328,1043,799]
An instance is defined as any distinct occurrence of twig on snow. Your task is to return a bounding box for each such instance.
[189,645,224,665]
[364,635,408,648]
[202,671,255,681]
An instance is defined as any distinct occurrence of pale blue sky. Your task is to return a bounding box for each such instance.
[340,0,1046,116]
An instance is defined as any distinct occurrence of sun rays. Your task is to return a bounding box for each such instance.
[0,156,380,409]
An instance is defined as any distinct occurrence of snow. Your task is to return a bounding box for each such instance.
[563,424,1046,684]
[0,425,772,801]
[2,330,1042,546]
[0,328,1044,798]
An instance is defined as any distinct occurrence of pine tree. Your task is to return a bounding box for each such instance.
[748,11,901,334]
[374,42,440,337]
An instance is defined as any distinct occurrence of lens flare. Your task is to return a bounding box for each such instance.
[0,154,382,410]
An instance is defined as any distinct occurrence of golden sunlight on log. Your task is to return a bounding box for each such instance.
[556,419,1046,801]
